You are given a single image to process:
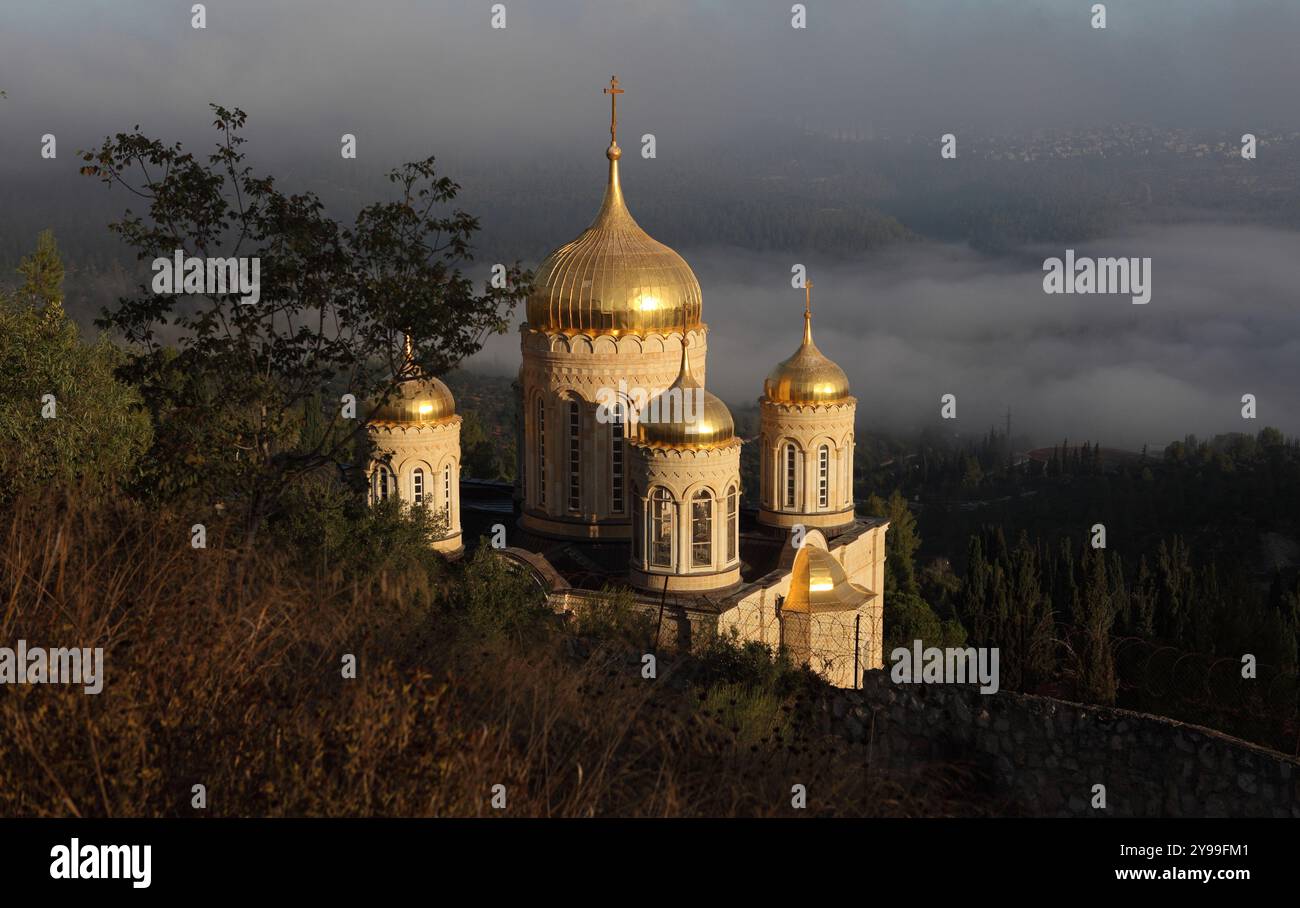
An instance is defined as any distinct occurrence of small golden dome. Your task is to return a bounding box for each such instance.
[637,340,734,449]
[526,138,702,335]
[764,286,851,405]
[369,376,456,425]
[784,545,871,613]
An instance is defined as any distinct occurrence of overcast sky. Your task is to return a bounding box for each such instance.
[3,1,1299,447]
[4,0,1300,164]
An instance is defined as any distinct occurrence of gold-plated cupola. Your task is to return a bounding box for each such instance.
[525,76,703,336]
[637,335,734,449]
[370,335,457,424]
[763,281,851,405]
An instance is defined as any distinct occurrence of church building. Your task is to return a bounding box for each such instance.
[368,78,888,688]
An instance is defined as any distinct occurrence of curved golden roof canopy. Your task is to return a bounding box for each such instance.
[784,545,872,613]
[526,80,702,335]
[764,283,851,405]
[637,339,734,449]
[369,376,457,425]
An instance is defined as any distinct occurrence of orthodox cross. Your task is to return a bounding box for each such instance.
[603,75,624,145]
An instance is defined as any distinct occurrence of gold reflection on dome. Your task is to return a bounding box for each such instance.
[784,545,871,613]
[370,375,457,425]
[526,77,703,335]
[637,337,735,449]
[764,281,851,405]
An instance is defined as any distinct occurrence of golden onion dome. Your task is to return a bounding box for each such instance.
[526,88,702,335]
[637,339,734,449]
[369,376,457,425]
[763,285,851,405]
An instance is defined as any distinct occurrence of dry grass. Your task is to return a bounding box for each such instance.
[0,493,999,817]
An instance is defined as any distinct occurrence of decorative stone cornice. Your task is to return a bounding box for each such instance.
[629,438,742,462]
[367,415,462,438]
[521,325,709,357]
[760,395,857,417]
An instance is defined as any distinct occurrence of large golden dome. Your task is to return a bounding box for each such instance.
[637,340,734,449]
[526,120,702,335]
[369,376,457,425]
[763,285,851,405]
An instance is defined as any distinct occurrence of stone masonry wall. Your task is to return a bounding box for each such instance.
[824,670,1300,818]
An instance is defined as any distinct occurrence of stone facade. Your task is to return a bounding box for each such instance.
[758,397,856,532]
[718,524,886,687]
[547,520,889,688]
[627,437,742,593]
[368,417,463,555]
[518,327,709,541]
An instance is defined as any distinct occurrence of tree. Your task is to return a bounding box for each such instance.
[1070,547,1117,704]
[865,489,919,597]
[14,229,64,307]
[0,232,152,499]
[459,410,498,479]
[80,106,530,541]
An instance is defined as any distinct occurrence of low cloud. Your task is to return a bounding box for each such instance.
[472,224,1300,449]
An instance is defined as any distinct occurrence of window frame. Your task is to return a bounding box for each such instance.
[818,444,830,509]
[649,487,674,569]
[567,399,581,513]
[691,489,713,568]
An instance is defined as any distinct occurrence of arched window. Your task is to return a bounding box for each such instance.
[412,467,425,505]
[443,462,452,517]
[610,401,625,514]
[535,397,547,507]
[567,400,581,512]
[783,443,797,509]
[372,465,392,504]
[818,444,830,508]
[650,488,673,568]
[726,484,738,563]
[842,440,852,507]
[692,489,713,568]
[632,486,643,561]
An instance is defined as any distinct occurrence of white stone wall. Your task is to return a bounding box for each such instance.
[519,326,709,540]
[627,437,741,593]
[367,418,463,555]
[718,523,887,686]
[758,397,857,530]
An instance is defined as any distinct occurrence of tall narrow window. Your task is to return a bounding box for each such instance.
[443,462,452,517]
[842,441,852,506]
[632,487,643,562]
[818,445,829,508]
[412,468,425,505]
[783,443,797,509]
[610,401,625,514]
[650,488,673,568]
[536,397,547,507]
[373,466,391,504]
[567,400,581,512]
[726,485,738,563]
[692,490,713,568]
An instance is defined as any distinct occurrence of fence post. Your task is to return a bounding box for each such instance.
[854,613,861,689]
